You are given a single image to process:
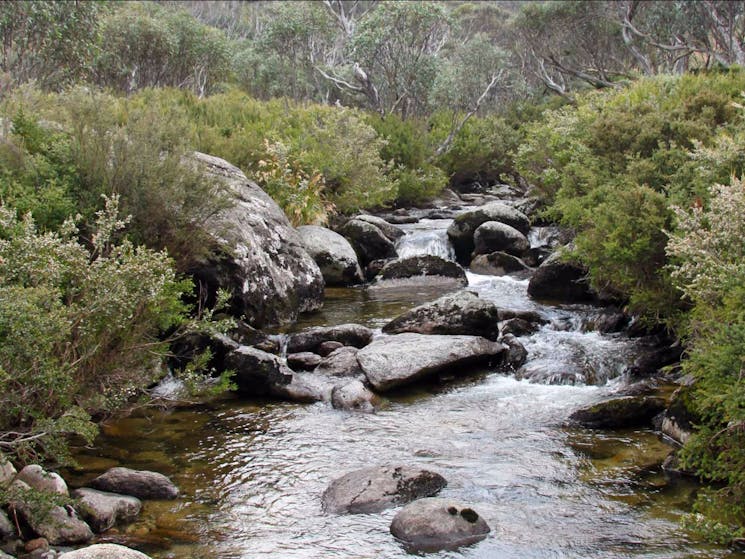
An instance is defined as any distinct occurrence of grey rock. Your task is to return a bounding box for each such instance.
[353,215,405,242]
[58,544,152,559]
[390,498,490,553]
[297,225,363,286]
[527,252,594,303]
[338,219,397,266]
[191,152,323,328]
[322,466,446,514]
[569,396,666,429]
[72,488,141,533]
[0,509,15,540]
[383,291,500,340]
[473,221,530,257]
[470,252,530,277]
[0,454,16,487]
[224,345,293,395]
[314,347,363,378]
[331,381,378,413]
[500,317,540,337]
[318,341,344,356]
[286,352,322,371]
[0,550,13,559]
[500,334,528,370]
[87,468,178,500]
[270,372,333,403]
[377,256,467,285]
[287,324,374,354]
[447,202,530,263]
[16,466,68,497]
[357,333,504,392]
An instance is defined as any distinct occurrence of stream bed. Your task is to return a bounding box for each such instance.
[66,217,741,559]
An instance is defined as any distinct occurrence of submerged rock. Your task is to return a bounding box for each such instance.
[382,290,500,340]
[297,225,363,286]
[287,324,374,354]
[58,544,153,559]
[569,396,666,429]
[376,255,467,285]
[322,466,446,514]
[500,334,528,370]
[357,333,504,392]
[447,202,530,263]
[87,468,179,500]
[72,488,141,533]
[190,152,323,328]
[390,498,490,553]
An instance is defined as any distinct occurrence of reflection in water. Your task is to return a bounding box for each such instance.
[69,218,740,559]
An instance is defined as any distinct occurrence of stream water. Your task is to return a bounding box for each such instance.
[66,216,741,559]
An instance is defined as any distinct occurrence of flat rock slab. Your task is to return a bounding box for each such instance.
[58,544,153,559]
[390,498,490,553]
[87,468,178,500]
[569,396,666,429]
[322,466,446,514]
[357,333,504,392]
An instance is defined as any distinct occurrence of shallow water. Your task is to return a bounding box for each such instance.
[68,217,742,559]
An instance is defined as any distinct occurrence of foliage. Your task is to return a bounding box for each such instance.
[0,196,189,463]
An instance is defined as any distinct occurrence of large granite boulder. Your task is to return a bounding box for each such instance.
[72,488,141,533]
[58,544,152,559]
[224,345,293,395]
[390,498,490,553]
[569,396,666,429]
[189,152,323,328]
[322,466,446,514]
[338,219,397,266]
[473,221,530,257]
[376,255,467,286]
[382,290,500,340]
[297,225,363,286]
[357,333,504,392]
[353,215,405,242]
[87,468,179,500]
[287,324,374,354]
[447,202,530,264]
[527,252,594,303]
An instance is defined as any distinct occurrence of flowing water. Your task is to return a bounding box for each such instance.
[67,216,740,559]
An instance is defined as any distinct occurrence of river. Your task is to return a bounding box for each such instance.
[66,215,739,559]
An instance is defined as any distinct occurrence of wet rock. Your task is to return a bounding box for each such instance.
[16,465,68,497]
[386,215,420,225]
[190,152,323,328]
[314,347,363,378]
[447,202,530,264]
[72,488,141,533]
[224,346,293,395]
[286,352,322,371]
[353,215,405,242]
[498,308,546,325]
[331,380,378,413]
[473,221,530,257]
[338,219,397,266]
[24,538,48,553]
[500,317,540,337]
[322,466,446,514]
[58,544,152,559]
[297,225,363,286]
[390,498,490,553]
[382,290,500,340]
[0,509,15,540]
[569,396,666,429]
[11,481,93,545]
[287,324,374,354]
[270,372,333,403]
[87,468,179,500]
[357,333,504,392]
[364,258,389,281]
[527,253,594,303]
[590,311,629,334]
[661,384,698,445]
[500,334,528,370]
[662,451,696,477]
[626,342,683,380]
[318,341,344,356]
[376,256,467,285]
[470,252,530,277]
